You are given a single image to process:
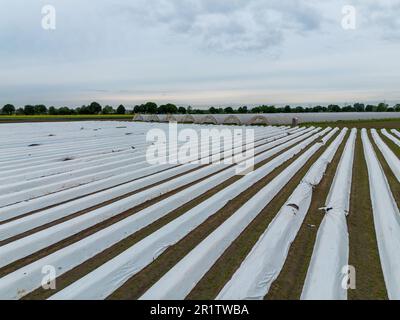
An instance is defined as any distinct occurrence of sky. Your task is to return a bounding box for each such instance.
[0,0,400,108]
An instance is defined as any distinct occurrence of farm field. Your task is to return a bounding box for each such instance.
[0,121,399,300]
[0,115,134,123]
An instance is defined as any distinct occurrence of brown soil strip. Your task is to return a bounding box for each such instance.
[22,133,307,299]
[105,134,331,300]
[347,131,388,300]
[266,130,349,300]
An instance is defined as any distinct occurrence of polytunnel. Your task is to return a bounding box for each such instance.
[198,115,219,125]
[181,115,196,123]
[222,115,242,125]
[247,115,269,125]
[133,114,145,122]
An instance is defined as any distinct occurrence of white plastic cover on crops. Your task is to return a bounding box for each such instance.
[216,128,347,300]
[0,126,315,299]
[140,128,337,300]
[362,129,400,300]
[49,128,331,300]
[301,128,356,300]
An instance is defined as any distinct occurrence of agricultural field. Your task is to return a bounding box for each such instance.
[0,115,134,123]
[0,120,399,300]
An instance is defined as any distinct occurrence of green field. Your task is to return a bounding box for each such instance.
[0,114,134,123]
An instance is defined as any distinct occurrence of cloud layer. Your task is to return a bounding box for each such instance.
[0,0,399,107]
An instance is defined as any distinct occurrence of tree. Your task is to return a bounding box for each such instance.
[88,102,102,114]
[24,105,35,115]
[224,107,234,114]
[238,106,248,114]
[34,104,47,114]
[312,106,323,113]
[209,107,218,114]
[178,107,187,114]
[102,105,114,114]
[48,106,58,115]
[342,105,355,112]
[144,102,158,114]
[365,104,375,112]
[295,106,305,113]
[394,104,400,112]
[116,105,126,114]
[354,103,365,112]
[328,104,341,112]
[377,102,388,112]
[58,107,74,115]
[2,104,15,115]
[284,105,292,113]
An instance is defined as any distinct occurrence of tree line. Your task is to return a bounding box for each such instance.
[0,102,127,116]
[133,102,400,114]
[1,101,400,116]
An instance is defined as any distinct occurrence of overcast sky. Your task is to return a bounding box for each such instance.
[1,0,399,108]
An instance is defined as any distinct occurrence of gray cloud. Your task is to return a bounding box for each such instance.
[0,0,399,107]
[356,0,400,40]
[118,0,322,53]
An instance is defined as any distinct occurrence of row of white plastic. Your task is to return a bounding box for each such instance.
[48,128,332,299]
[0,126,319,299]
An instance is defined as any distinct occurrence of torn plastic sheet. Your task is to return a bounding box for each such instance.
[362,129,400,300]
[301,128,356,300]
[47,128,331,300]
[140,129,337,300]
[216,128,346,300]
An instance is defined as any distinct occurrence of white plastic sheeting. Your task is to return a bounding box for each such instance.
[301,128,356,300]
[0,126,290,221]
[48,128,331,300]
[0,128,311,266]
[0,127,287,225]
[381,129,400,148]
[392,129,400,139]
[371,130,400,182]
[140,129,337,300]
[362,129,400,300]
[0,128,319,299]
[216,128,347,300]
